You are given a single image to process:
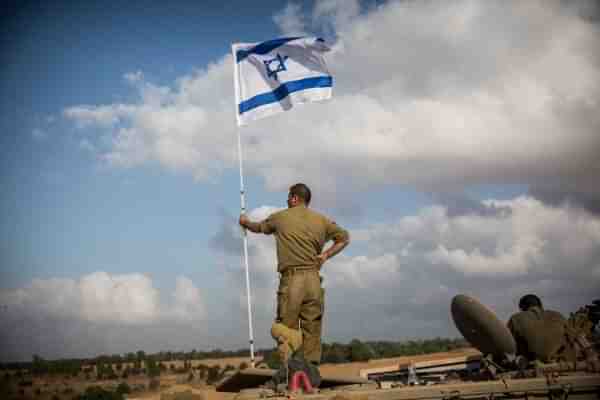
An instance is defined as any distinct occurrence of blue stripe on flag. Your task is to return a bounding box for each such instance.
[238,76,332,115]
[236,37,302,63]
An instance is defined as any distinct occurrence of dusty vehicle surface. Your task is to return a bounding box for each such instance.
[217,296,600,400]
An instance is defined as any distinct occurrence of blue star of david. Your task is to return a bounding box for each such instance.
[264,53,289,81]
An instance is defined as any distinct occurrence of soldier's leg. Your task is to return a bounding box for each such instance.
[277,274,304,331]
[299,272,323,364]
[276,274,305,364]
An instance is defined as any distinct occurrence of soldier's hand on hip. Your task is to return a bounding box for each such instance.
[316,253,329,269]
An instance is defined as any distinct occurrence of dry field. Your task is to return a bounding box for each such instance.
[2,349,480,400]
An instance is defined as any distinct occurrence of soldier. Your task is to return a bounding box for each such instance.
[507,294,572,363]
[239,183,350,366]
[507,294,600,368]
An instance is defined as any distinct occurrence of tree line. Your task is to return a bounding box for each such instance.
[0,337,469,374]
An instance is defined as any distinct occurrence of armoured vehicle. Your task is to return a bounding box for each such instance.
[217,295,600,399]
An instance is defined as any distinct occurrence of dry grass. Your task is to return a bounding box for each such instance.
[3,349,480,399]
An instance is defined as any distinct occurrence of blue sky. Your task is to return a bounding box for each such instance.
[1,0,600,362]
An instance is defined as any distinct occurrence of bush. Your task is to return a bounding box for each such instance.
[206,366,221,385]
[239,362,248,370]
[149,378,160,391]
[116,382,130,395]
[76,385,123,400]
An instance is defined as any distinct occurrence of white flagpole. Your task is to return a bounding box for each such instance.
[236,125,256,367]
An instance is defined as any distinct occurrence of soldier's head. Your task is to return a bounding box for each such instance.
[288,183,311,208]
[519,294,543,311]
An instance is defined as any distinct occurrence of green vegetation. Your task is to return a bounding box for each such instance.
[75,386,123,400]
[321,337,468,363]
[0,337,469,376]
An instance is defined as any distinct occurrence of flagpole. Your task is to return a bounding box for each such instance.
[236,125,256,367]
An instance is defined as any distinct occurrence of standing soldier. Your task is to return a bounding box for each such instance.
[239,183,350,366]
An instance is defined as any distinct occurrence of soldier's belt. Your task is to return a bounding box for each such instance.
[280,266,318,276]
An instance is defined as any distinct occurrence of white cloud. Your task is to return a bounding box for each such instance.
[170,276,206,321]
[273,2,307,36]
[0,272,210,360]
[78,272,160,324]
[124,70,144,84]
[64,104,135,128]
[32,128,47,140]
[62,1,600,202]
[0,272,205,325]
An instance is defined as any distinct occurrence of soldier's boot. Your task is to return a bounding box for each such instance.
[271,322,302,364]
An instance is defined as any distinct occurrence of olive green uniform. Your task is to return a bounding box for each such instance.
[507,306,575,362]
[258,206,348,363]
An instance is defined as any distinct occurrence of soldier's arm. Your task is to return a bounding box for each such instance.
[317,222,350,266]
[321,236,349,259]
[239,214,276,234]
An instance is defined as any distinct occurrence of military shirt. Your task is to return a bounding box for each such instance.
[507,306,568,362]
[258,206,349,272]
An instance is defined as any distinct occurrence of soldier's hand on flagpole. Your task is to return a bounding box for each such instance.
[239,214,249,229]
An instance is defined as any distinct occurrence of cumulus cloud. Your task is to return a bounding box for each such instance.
[32,128,47,140]
[273,2,307,36]
[170,276,207,321]
[0,272,207,360]
[63,1,600,206]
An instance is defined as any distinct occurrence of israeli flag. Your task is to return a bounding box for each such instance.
[232,37,333,126]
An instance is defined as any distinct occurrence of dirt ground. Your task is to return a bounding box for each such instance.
[2,350,480,400]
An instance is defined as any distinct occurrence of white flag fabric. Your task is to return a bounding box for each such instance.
[232,36,332,126]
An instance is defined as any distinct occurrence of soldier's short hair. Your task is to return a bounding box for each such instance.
[289,183,312,205]
[519,294,542,311]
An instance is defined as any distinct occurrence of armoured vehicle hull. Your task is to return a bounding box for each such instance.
[218,294,600,400]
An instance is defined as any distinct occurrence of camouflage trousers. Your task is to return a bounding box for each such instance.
[277,268,324,364]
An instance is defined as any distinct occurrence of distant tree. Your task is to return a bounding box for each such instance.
[116,382,130,396]
[349,339,374,362]
[322,342,349,364]
[76,385,123,400]
[32,355,49,375]
[125,353,136,363]
[145,358,160,378]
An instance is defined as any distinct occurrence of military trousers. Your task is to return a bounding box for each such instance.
[277,268,324,364]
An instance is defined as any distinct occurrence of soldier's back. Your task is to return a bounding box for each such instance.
[509,307,568,362]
